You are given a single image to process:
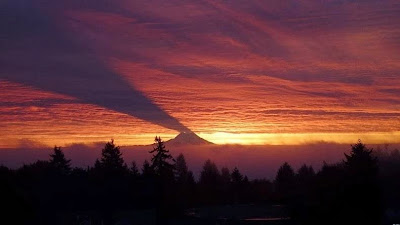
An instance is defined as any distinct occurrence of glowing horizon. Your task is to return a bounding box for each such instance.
[3,128,400,148]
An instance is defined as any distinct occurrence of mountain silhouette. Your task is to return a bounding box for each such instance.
[166,132,214,146]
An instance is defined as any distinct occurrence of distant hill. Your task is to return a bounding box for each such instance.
[165,132,214,146]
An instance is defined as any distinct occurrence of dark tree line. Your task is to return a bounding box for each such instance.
[1,139,399,225]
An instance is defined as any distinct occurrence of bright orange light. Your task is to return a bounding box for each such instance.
[199,132,400,145]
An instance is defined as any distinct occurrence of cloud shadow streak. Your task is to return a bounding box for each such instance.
[0,0,189,132]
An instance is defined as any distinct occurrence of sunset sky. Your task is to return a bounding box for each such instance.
[1,0,400,148]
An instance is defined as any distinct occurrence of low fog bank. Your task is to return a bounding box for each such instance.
[1,142,399,179]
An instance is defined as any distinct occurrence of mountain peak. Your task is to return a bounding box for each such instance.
[166,132,213,146]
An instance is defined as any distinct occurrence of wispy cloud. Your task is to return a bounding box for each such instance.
[0,0,189,132]
[1,0,400,146]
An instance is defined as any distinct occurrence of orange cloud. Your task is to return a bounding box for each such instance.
[1,0,400,147]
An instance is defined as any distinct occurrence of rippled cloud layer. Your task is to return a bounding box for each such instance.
[1,0,400,146]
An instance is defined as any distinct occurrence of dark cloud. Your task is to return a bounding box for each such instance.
[0,0,189,132]
[0,98,75,108]
[261,109,400,118]
[380,88,400,95]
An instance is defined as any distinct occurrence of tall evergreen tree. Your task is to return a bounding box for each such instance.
[231,167,243,184]
[220,167,231,185]
[142,160,154,178]
[297,164,315,185]
[130,161,140,177]
[199,159,221,204]
[174,154,195,211]
[175,153,189,183]
[275,162,295,185]
[343,140,381,225]
[199,159,220,185]
[275,162,295,201]
[344,140,378,175]
[220,167,231,202]
[186,171,195,186]
[231,167,244,203]
[149,136,175,180]
[49,146,71,174]
[95,139,127,175]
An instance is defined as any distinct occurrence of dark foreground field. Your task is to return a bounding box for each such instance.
[57,205,292,225]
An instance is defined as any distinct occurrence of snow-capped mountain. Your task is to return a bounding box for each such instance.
[165,132,214,146]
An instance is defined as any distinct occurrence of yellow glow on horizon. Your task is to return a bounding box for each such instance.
[3,131,400,148]
[198,131,400,145]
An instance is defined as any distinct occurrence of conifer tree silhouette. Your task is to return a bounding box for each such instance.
[49,146,71,174]
[343,140,381,225]
[275,162,295,202]
[297,164,315,180]
[130,161,140,177]
[231,167,244,203]
[95,139,127,176]
[149,136,175,180]
[220,167,231,185]
[297,164,315,189]
[149,137,176,223]
[344,140,378,175]
[141,160,155,178]
[175,153,189,183]
[198,159,221,204]
[199,159,220,185]
[231,167,244,184]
